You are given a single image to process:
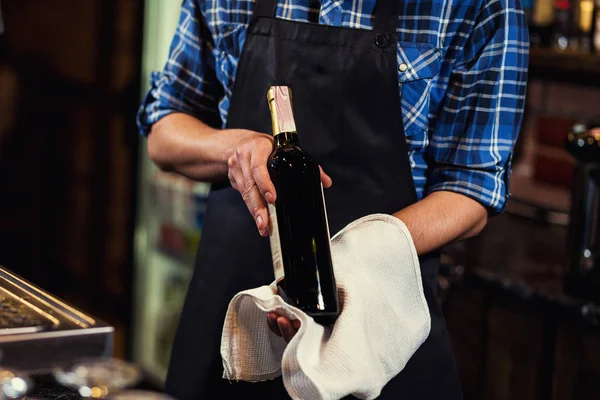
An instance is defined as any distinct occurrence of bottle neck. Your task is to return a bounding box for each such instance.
[274,131,299,148]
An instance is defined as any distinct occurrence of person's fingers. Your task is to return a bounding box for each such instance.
[291,319,301,330]
[319,166,333,188]
[233,136,328,235]
[251,140,277,204]
[267,312,300,342]
[236,146,269,236]
[267,312,281,337]
[277,316,297,343]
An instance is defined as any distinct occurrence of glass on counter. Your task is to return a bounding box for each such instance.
[110,390,176,400]
[53,358,141,399]
[0,368,31,399]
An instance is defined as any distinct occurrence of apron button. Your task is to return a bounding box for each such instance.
[375,34,389,48]
[398,63,408,72]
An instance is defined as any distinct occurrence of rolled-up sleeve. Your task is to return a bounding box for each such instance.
[426,0,529,214]
[136,0,223,136]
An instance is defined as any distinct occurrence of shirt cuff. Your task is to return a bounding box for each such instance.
[425,165,510,215]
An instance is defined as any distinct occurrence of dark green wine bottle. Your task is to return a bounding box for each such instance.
[266,86,340,325]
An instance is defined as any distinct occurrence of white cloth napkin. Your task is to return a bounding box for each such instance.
[220,214,431,400]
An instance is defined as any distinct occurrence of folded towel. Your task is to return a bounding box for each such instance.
[220,214,431,400]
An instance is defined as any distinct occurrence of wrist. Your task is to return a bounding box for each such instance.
[221,129,273,161]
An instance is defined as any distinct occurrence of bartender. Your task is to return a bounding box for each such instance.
[137,0,528,398]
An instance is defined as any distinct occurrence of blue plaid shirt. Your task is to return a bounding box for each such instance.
[137,0,529,214]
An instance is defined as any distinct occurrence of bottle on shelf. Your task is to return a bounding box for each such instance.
[532,0,556,46]
[574,0,595,52]
[553,0,573,50]
[266,86,340,325]
[594,0,600,52]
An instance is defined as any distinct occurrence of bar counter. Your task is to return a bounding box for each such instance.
[0,265,115,398]
[3,204,599,399]
[440,205,600,400]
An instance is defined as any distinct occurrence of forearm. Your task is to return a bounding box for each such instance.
[147,113,242,182]
[393,191,488,255]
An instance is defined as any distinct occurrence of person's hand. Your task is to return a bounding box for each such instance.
[267,312,300,342]
[227,132,332,236]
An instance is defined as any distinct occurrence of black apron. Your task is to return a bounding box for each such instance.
[164,0,463,398]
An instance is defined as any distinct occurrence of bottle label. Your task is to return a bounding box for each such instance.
[268,203,285,283]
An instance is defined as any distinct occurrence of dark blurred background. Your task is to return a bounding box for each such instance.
[0,0,143,358]
[0,1,599,399]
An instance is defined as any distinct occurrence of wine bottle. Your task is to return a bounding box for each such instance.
[532,0,556,46]
[575,0,595,52]
[553,0,573,50]
[266,86,340,325]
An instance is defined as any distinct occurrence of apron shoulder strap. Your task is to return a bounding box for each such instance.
[252,0,277,18]
[251,0,400,33]
[373,0,401,33]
